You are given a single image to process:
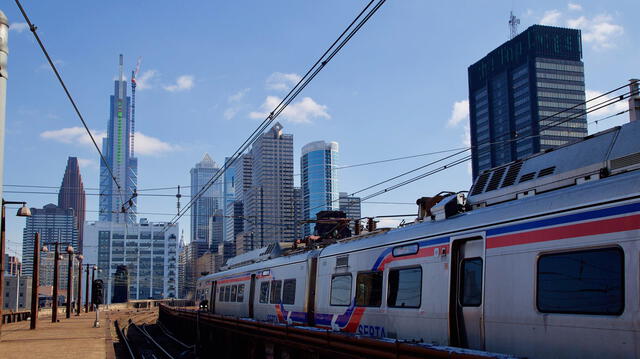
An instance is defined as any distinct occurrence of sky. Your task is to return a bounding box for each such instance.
[2,1,638,260]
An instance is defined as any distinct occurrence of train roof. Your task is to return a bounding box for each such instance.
[200,249,319,282]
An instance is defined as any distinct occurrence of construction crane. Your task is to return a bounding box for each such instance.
[130,57,142,157]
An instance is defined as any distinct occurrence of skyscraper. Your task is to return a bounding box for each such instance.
[99,55,138,223]
[468,25,587,179]
[339,192,361,232]
[190,153,222,245]
[22,204,78,277]
[301,141,339,236]
[58,157,86,252]
[246,122,294,245]
[226,153,252,243]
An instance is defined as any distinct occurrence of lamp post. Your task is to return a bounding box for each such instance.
[76,255,83,316]
[90,265,97,311]
[65,245,74,319]
[84,264,90,313]
[52,242,62,323]
[30,233,47,330]
[0,200,31,333]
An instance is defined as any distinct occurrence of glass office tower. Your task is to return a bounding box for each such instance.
[468,25,587,179]
[301,141,339,236]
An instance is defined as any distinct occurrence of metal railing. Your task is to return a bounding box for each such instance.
[1,310,31,324]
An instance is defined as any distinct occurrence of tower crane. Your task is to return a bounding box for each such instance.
[130,57,142,156]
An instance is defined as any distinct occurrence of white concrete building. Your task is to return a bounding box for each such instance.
[83,219,179,304]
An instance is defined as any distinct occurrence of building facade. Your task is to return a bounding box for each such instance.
[58,157,86,252]
[3,276,31,311]
[246,123,295,246]
[468,25,587,178]
[180,240,210,299]
[301,141,339,236]
[83,219,179,304]
[339,192,362,230]
[190,153,222,244]
[293,187,303,240]
[99,55,138,223]
[22,204,78,278]
[4,254,21,276]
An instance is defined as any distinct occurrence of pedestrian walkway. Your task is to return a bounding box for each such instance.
[0,310,115,359]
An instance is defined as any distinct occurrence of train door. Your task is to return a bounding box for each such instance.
[249,273,256,318]
[210,280,217,313]
[449,235,485,350]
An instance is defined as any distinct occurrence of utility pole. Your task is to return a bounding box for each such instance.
[52,242,60,323]
[84,264,90,313]
[30,233,41,330]
[260,186,264,248]
[66,246,74,319]
[0,11,10,202]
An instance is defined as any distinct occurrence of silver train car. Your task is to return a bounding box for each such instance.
[197,120,640,358]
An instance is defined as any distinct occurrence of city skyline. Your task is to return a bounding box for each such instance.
[2,1,638,260]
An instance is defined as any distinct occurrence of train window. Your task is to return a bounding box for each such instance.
[219,286,224,302]
[355,272,383,307]
[388,267,422,308]
[537,248,624,315]
[461,258,483,306]
[270,280,282,304]
[330,274,352,306]
[224,286,231,302]
[237,284,245,302]
[259,282,269,303]
[282,279,296,305]
[230,285,237,302]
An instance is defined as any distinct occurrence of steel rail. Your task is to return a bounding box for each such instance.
[134,323,175,359]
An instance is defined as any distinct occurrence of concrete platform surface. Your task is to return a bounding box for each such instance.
[0,311,115,359]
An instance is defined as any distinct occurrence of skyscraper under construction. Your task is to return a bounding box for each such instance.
[99,55,138,223]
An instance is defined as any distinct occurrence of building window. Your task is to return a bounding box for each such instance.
[330,274,352,306]
[461,258,483,307]
[387,267,422,308]
[282,279,296,305]
[270,280,282,304]
[537,248,623,315]
[355,272,383,307]
[259,282,269,303]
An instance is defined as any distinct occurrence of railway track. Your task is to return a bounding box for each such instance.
[113,309,195,359]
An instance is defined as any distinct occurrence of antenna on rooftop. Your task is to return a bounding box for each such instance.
[509,11,520,39]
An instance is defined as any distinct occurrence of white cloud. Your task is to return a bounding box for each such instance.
[228,88,250,103]
[538,7,624,50]
[249,96,329,124]
[9,22,29,33]
[163,75,194,92]
[540,10,562,26]
[447,99,469,127]
[40,126,106,146]
[585,89,628,118]
[135,70,157,90]
[573,14,624,50]
[223,88,251,120]
[77,158,97,168]
[266,72,302,91]
[135,132,181,156]
[40,126,179,156]
[568,3,582,11]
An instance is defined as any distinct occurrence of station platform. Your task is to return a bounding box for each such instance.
[0,310,116,359]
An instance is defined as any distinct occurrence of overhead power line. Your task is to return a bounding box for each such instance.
[14,0,122,196]
[164,0,387,230]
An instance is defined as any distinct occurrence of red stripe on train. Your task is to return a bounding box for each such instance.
[488,213,640,249]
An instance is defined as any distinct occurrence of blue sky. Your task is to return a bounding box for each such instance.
[2,1,638,260]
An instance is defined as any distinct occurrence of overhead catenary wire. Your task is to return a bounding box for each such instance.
[164,0,387,230]
[14,0,122,196]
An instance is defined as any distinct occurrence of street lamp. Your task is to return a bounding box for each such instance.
[30,233,47,330]
[0,200,31,333]
[84,264,91,313]
[90,265,99,311]
[52,242,62,323]
[76,255,83,316]
[66,245,74,319]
